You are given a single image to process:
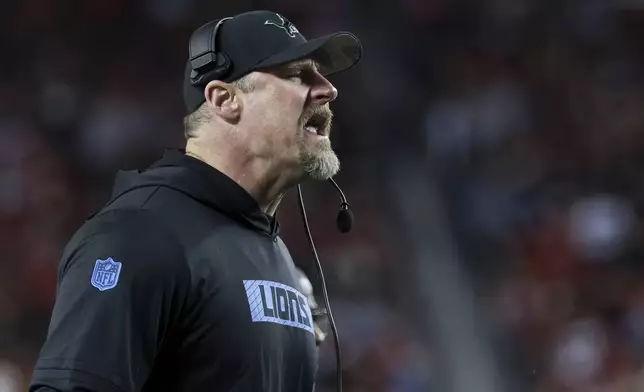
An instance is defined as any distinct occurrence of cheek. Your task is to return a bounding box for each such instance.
[273,100,305,141]
[250,87,307,152]
[255,109,297,153]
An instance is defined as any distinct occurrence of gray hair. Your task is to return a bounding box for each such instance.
[183,74,256,139]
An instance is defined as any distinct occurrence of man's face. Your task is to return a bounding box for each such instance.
[239,59,340,181]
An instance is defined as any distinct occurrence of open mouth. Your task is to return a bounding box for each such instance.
[303,113,329,137]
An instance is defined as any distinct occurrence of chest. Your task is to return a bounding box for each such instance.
[180,225,317,373]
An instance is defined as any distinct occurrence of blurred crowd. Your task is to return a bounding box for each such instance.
[4,0,644,391]
[423,1,644,391]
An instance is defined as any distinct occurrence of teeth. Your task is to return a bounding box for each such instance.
[304,125,318,134]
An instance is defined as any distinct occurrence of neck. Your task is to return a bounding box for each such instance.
[185,141,293,215]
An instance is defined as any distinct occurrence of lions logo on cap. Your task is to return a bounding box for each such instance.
[264,14,300,38]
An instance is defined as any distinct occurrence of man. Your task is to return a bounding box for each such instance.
[29,10,361,392]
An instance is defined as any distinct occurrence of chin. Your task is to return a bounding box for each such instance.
[301,150,340,180]
[296,133,340,180]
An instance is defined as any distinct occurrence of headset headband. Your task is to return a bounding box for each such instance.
[188,17,233,86]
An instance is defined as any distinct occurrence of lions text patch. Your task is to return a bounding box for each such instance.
[243,280,314,334]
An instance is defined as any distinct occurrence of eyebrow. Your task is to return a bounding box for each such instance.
[283,60,319,73]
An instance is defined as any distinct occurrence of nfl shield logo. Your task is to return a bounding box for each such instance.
[91,258,122,291]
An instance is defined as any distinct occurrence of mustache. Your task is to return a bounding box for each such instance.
[300,104,333,127]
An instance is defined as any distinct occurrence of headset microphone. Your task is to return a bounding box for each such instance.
[327,178,354,233]
[296,177,353,392]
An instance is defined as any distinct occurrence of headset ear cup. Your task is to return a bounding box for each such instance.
[190,70,202,86]
[213,52,232,79]
[190,52,231,86]
[188,17,232,87]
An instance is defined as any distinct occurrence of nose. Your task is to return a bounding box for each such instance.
[310,74,338,104]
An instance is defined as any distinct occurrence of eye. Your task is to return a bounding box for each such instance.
[291,69,318,85]
[288,71,304,82]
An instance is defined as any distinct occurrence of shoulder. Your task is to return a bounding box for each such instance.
[60,208,188,280]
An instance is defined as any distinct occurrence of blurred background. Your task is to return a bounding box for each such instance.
[4,0,644,391]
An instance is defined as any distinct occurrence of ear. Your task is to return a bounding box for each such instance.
[204,80,242,123]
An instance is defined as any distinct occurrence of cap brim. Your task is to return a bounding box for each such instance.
[254,32,362,76]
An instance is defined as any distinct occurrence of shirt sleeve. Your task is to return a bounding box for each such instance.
[29,210,191,392]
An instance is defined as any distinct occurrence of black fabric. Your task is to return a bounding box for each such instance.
[30,150,317,392]
[111,150,279,237]
[183,10,362,113]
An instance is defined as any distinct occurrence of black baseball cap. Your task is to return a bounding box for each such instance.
[183,10,362,113]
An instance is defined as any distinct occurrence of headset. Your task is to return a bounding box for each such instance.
[189,17,233,86]
[297,180,352,392]
[186,17,355,392]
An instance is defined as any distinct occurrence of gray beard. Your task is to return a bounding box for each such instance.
[298,134,340,180]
